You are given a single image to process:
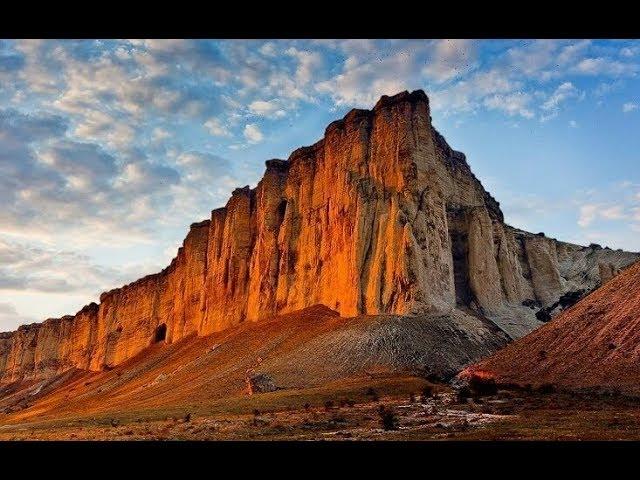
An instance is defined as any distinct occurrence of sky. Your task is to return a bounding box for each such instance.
[1,39,640,331]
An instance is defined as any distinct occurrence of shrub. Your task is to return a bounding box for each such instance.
[365,387,379,401]
[252,409,261,427]
[535,309,552,322]
[421,385,434,400]
[457,386,472,403]
[429,373,442,383]
[558,289,586,309]
[331,414,347,424]
[537,383,556,394]
[324,400,335,411]
[469,376,498,396]
[304,402,311,411]
[378,405,398,431]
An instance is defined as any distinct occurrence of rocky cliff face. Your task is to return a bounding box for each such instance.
[1,90,637,383]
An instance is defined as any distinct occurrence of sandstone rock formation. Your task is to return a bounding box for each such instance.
[1,90,637,383]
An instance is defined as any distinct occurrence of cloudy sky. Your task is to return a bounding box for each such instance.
[1,39,639,331]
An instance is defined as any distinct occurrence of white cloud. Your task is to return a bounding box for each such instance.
[259,42,277,57]
[422,39,476,83]
[243,123,264,143]
[152,127,170,142]
[541,82,581,111]
[285,47,323,86]
[601,205,625,220]
[248,99,286,118]
[578,203,630,227]
[204,117,232,137]
[431,67,518,115]
[578,204,599,227]
[0,301,37,330]
[623,102,638,113]
[569,120,577,128]
[574,57,639,76]
[621,45,640,57]
[315,41,432,108]
[483,92,534,118]
[509,41,554,68]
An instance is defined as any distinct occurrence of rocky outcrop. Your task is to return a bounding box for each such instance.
[1,90,638,383]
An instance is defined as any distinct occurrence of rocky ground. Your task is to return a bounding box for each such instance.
[3,377,640,440]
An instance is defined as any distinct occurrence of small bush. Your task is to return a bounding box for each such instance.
[365,387,379,401]
[252,409,261,427]
[535,309,552,322]
[457,386,472,403]
[304,402,311,411]
[469,376,498,396]
[425,373,443,384]
[421,385,434,400]
[537,383,556,394]
[324,400,335,411]
[331,414,347,424]
[183,412,192,423]
[378,405,398,431]
[409,392,416,403]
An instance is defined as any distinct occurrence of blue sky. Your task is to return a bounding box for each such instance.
[1,39,639,330]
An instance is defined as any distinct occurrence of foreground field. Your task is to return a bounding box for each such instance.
[3,378,640,440]
[1,306,639,440]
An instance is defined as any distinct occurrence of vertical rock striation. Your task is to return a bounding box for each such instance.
[1,90,638,382]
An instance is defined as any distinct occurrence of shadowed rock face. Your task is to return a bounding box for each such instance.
[1,90,638,383]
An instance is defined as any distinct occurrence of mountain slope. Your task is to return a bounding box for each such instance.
[0,306,507,425]
[462,260,640,395]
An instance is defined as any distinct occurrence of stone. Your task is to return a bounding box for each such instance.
[246,373,278,395]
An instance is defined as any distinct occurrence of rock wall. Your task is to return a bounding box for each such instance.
[1,90,638,382]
